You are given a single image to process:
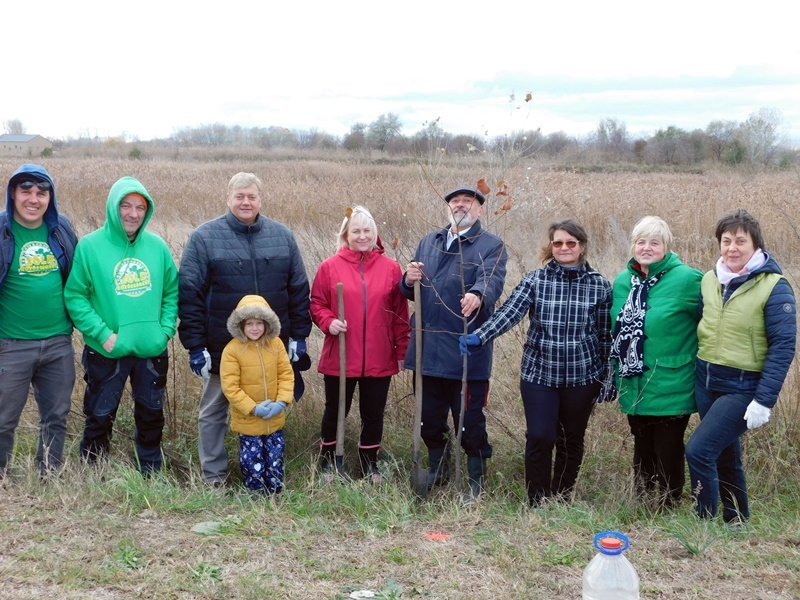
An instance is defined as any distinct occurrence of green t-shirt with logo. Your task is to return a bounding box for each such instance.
[0,220,72,339]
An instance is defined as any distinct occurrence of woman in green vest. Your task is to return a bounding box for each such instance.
[686,209,796,523]
[610,216,702,508]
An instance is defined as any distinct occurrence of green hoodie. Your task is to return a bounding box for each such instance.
[64,177,179,358]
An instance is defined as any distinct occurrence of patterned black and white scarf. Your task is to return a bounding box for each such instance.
[611,270,666,378]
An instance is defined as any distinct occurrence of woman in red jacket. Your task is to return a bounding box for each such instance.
[311,206,410,482]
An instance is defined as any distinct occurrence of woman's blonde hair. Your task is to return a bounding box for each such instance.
[629,216,673,256]
[337,205,378,251]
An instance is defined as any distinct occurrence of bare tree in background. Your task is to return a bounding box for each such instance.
[3,118,26,134]
[739,107,785,167]
[705,120,738,161]
[594,118,630,160]
[367,113,402,151]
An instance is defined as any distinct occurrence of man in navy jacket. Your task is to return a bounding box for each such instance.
[178,172,311,485]
[401,187,507,500]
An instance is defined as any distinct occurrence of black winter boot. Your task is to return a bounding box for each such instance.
[464,456,487,504]
[426,444,451,490]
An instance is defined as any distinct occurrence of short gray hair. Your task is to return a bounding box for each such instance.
[629,215,673,256]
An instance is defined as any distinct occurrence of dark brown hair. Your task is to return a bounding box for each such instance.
[715,209,765,250]
[539,219,589,264]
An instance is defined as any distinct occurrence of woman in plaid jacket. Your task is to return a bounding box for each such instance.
[462,220,613,506]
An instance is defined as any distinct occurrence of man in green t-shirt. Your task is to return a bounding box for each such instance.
[0,164,78,477]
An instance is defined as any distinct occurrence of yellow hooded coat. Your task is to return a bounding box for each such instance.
[220,295,294,435]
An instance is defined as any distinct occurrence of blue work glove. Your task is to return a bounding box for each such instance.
[288,338,307,363]
[253,400,273,418]
[262,401,287,420]
[189,349,211,378]
[459,334,481,356]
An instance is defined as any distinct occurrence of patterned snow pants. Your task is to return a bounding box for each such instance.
[238,430,285,494]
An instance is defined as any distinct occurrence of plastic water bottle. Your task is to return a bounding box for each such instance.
[582,531,639,600]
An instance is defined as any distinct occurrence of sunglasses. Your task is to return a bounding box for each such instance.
[552,240,578,249]
[18,180,52,192]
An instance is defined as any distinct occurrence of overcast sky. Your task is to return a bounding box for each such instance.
[2,1,798,143]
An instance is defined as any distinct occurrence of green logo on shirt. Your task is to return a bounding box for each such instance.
[114,258,152,297]
[18,241,58,276]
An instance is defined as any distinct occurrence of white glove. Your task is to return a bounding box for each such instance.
[743,400,771,430]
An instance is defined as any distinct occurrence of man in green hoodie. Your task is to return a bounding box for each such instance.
[65,177,179,474]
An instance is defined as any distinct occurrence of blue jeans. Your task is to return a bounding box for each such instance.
[80,347,168,473]
[685,381,750,521]
[0,336,75,474]
[239,430,285,494]
[520,380,598,503]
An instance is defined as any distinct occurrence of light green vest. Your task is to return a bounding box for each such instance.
[697,271,783,372]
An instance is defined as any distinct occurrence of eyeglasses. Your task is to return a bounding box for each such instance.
[552,240,578,249]
[18,180,52,192]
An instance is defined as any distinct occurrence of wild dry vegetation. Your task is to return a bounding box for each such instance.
[1,153,799,599]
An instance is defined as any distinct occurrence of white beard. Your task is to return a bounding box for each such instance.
[449,210,475,230]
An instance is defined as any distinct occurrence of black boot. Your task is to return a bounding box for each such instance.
[426,444,451,490]
[464,456,487,504]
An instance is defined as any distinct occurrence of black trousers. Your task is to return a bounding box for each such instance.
[627,413,691,504]
[419,375,492,459]
[520,380,598,503]
[320,375,391,453]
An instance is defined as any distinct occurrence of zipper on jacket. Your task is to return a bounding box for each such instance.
[360,254,367,377]
[246,232,259,293]
[562,274,573,386]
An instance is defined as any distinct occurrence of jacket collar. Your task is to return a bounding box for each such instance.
[225,210,264,233]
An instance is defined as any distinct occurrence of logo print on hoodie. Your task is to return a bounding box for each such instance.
[114,258,152,297]
[18,241,58,276]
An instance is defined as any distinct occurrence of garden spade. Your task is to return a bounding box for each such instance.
[411,281,428,498]
[334,282,347,477]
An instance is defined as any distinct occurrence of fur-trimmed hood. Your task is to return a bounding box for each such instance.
[226,294,281,342]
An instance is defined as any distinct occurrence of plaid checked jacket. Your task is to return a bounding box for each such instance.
[475,259,612,387]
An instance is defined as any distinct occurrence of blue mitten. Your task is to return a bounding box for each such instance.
[262,401,287,419]
[253,400,273,418]
[459,334,481,356]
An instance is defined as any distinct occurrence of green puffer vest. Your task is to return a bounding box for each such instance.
[697,271,783,372]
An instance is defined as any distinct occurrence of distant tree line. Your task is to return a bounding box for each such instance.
[167,108,795,168]
[9,107,795,168]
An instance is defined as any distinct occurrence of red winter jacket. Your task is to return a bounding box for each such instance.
[311,242,410,378]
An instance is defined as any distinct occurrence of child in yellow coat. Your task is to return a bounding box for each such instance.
[220,295,294,494]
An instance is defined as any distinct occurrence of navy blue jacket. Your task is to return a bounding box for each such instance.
[178,211,312,373]
[401,220,507,381]
[696,253,796,408]
[1,164,77,289]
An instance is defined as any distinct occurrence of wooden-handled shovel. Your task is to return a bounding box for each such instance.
[411,280,429,498]
[334,282,347,477]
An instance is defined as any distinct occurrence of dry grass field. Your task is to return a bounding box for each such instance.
[1,153,799,599]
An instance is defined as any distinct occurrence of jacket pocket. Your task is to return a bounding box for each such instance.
[113,322,169,358]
